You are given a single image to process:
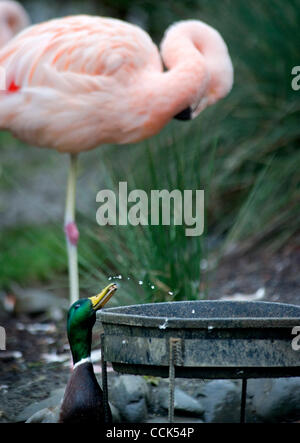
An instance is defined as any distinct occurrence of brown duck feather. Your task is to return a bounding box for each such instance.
[59,362,112,423]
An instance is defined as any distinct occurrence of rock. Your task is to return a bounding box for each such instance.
[221,287,265,302]
[0,351,23,361]
[109,375,150,423]
[9,285,68,317]
[159,387,204,418]
[16,388,65,422]
[199,380,241,423]
[18,385,122,423]
[26,406,60,423]
[146,415,204,423]
[248,378,300,422]
[110,402,121,423]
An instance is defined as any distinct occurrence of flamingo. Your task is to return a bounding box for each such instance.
[0,1,29,48]
[0,15,233,304]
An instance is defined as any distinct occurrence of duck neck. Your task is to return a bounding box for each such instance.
[73,357,92,370]
[68,318,95,366]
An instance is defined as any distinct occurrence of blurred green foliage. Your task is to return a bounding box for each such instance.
[1,0,299,302]
[79,0,300,303]
[0,226,66,287]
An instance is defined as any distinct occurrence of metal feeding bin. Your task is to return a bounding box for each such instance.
[99,301,300,422]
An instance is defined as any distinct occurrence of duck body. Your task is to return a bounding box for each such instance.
[59,283,117,424]
[60,361,111,424]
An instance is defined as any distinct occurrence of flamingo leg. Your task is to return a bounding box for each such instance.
[64,154,79,305]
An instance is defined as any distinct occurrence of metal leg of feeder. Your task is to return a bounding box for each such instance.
[101,333,110,423]
[168,340,176,423]
[240,378,248,423]
[168,338,183,423]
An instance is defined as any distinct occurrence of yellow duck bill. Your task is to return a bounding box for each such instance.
[89,283,117,311]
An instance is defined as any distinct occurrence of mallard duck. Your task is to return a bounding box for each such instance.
[59,283,117,423]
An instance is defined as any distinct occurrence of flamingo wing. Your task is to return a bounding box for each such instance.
[0,16,163,152]
[0,15,162,93]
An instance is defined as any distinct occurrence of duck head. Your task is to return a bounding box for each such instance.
[67,283,117,366]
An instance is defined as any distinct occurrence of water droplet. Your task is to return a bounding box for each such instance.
[159,319,169,330]
[168,291,174,296]
[208,325,214,330]
[192,309,195,314]
[151,285,155,290]
[108,277,112,281]
[138,281,143,285]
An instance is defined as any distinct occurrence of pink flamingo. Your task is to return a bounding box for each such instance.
[0,1,29,48]
[0,15,233,304]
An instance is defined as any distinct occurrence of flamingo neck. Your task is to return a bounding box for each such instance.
[157,20,233,120]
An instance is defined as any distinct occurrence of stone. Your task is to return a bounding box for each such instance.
[10,285,68,316]
[110,402,121,423]
[19,390,121,423]
[26,406,60,423]
[109,375,150,423]
[248,378,300,422]
[146,415,204,423]
[199,380,241,423]
[16,388,65,422]
[159,387,204,417]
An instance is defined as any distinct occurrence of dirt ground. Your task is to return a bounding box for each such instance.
[208,239,300,306]
[0,242,299,423]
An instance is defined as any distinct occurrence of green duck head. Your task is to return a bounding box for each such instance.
[67,283,117,365]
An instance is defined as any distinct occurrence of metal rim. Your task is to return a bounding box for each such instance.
[99,300,300,329]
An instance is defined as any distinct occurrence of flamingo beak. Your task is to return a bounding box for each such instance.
[89,283,117,311]
[173,106,192,121]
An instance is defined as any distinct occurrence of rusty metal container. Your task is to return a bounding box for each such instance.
[100,301,300,378]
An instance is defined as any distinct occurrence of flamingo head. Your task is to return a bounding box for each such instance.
[161,20,234,121]
[173,106,192,121]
